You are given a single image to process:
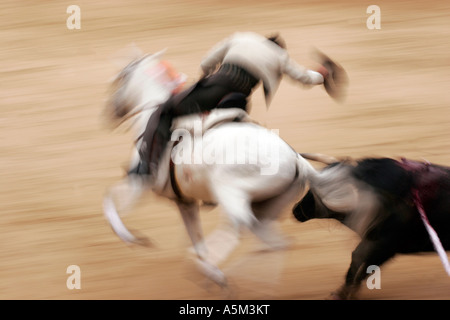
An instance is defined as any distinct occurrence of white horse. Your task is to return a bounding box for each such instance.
[102,49,321,286]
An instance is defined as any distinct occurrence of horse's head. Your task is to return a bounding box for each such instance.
[104,49,185,126]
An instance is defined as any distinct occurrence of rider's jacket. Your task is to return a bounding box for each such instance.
[200,31,324,106]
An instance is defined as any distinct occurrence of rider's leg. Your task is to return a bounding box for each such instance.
[127,104,164,176]
[170,84,231,116]
[147,111,173,173]
[128,83,232,179]
[146,84,232,176]
[130,63,259,178]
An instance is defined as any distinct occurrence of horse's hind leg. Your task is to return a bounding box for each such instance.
[212,186,258,230]
[251,201,288,251]
[175,199,228,287]
[211,182,299,251]
[202,186,256,270]
[251,181,305,250]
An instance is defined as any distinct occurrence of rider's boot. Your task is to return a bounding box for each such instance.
[127,160,157,186]
[127,160,149,176]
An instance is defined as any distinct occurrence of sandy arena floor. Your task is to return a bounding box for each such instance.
[1,0,450,300]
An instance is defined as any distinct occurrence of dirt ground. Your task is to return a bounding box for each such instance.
[1,0,450,300]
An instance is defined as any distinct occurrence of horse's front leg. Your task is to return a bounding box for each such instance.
[103,175,151,246]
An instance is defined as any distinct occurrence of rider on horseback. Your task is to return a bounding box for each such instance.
[129,31,328,180]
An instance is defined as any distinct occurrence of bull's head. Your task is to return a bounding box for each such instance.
[293,190,316,222]
[293,155,355,223]
[293,189,347,223]
[292,158,383,237]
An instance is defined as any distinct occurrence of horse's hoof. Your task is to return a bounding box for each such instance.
[325,292,345,300]
[195,259,228,288]
[201,201,217,208]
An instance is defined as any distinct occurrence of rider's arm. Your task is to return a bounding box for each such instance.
[282,56,324,86]
[200,37,231,76]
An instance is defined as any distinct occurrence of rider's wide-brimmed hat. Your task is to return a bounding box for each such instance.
[313,49,349,103]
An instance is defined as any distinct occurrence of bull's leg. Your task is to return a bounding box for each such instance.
[332,239,396,300]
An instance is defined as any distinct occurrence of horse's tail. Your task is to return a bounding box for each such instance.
[295,153,322,189]
[297,152,343,195]
[296,153,359,213]
[299,152,338,165]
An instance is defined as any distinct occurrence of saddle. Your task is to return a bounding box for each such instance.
[152,107,257,200]
[170,107,253,134]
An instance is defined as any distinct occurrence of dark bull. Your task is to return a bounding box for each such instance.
[293,156,450,299]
